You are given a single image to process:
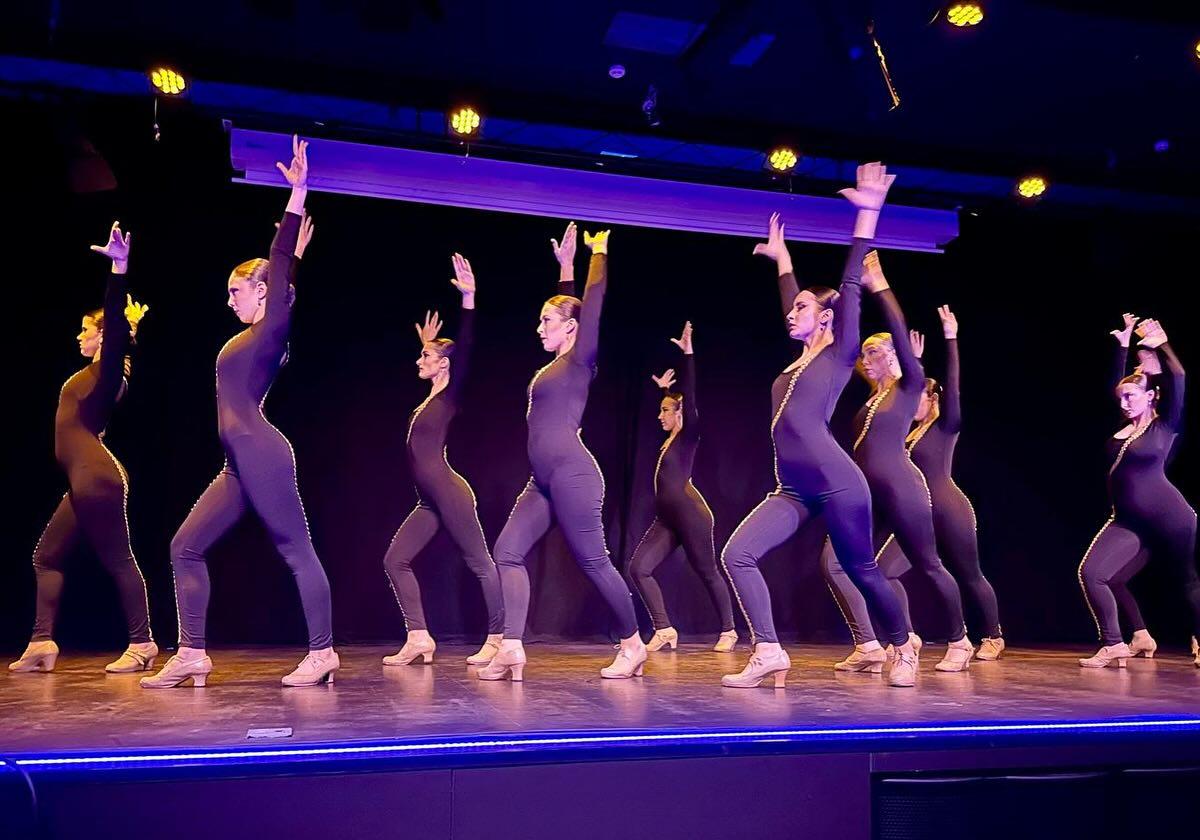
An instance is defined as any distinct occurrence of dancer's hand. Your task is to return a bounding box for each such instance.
[275,135,309,189]
[451,253,476,309]
[838,162,896,212]
[551,222,577,266]
[1136,318,1167,349]
[670,321,694,355]
[909,330,925,360]
[938,304,958,339]
[752,212,793,274]
[583,229,610,255]
[415,310,442,344]
[90,221,131,273]
[1110,312,1138,347]
[295,212,315,258]
[651,369,677,390]
[124,294,149,337]
[862,250,889,293]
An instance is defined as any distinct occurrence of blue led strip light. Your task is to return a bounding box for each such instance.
[12,718,1200,769]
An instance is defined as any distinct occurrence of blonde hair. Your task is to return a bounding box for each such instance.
[230,257,295,306]
[544,294,581,322]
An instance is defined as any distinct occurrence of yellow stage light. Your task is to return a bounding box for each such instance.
[149,67,187,96]
[1017,175,1047,199]
[449,107,482,138]
[766,147,798,174]
[947,4,984,27]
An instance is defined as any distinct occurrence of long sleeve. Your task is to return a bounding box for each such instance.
[95,268,131,406]
[262,210,302,342]
[677,351,699,439]
[1158,342,1185,430]
[940,337,962,433]
[572,253,606,369]
[445,306,475,406]
[1111,344,1129,391]
[832,238,871,366]
[777,271,801,325]
[873,287,924,392]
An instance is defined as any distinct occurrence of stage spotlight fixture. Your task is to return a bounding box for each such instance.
[946,4,983,27]
[149,67,187,96]
[765,147,798,174]
[448,107,482,138]
[1195,40,1200,60]
[1016,175,1047,199]
[609,64,626,79]
[642,85,661,127]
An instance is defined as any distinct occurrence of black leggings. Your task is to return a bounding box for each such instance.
[383,470,504,635]
[32,454,152,644]
[628,495,735,633]
[171,431,332,650]
[1079,508,1200,646]
[824,467,968,644]
[722,486,908,647]
[494,463,638,641]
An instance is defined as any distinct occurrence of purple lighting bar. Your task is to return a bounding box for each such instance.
[230,129,958,252]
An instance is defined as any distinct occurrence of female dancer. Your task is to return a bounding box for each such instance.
[481,222,646,681]
[720,163,920,690]
[1097,312,1164,658]
[831,308,1003,668]
[382,253,505,667]
[142,136,338,688]
[1078,317,1200,668]
[822,254,972,674]
[9,223,155,674]
[628,322,737,652]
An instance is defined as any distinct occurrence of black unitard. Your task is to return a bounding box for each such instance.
[865,337,1002,640]
[171,211,333,650]
[628,352,735,633]
[1079,343,1200,646]
[721,239,908,647]
[822,287,967,644]
[493,253,639,641]
[383,307,505,634]
[31,266,152,644]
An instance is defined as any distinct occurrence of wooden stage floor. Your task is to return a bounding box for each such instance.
[3,642,1200,757]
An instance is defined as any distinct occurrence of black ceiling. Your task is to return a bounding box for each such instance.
[5,0,1200,196]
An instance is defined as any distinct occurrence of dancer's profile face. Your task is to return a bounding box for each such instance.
[860,338,898,382]
[77,315,102,358]
[915,390,935,422]
[227,275,265,324]
[787,291,828,341]
[1135,349,1162,376]
[658,396,682,432]
[537,304,576,352]
[1118,382,1154,420]
[416,344,449,380]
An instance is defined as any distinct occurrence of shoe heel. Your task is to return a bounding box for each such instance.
[42,654,58,672]
[421,651,434,664]
[668,638,677,650]
[145,658,156,671]
[771,669,788,689]
[192,673,208,687]
[867,662,883,674]
[1144,650,1155,659]
[510,664,524,682]
[635,664,645,677]
[1117,658,1127,668]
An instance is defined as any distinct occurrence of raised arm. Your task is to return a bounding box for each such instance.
[1138,320,1184,429]
[1109,312,1137,390]
[445,253,477,404]
[573,230,610,369]
[88,222,132,402]
[672,322,699,433]
[833,163,897,366]
[263,136,309,338]
[751,212,802,336]
[865,255,924,390]
[938,306,962,432]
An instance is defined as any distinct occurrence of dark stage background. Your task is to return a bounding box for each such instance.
[3,99,1197,652]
